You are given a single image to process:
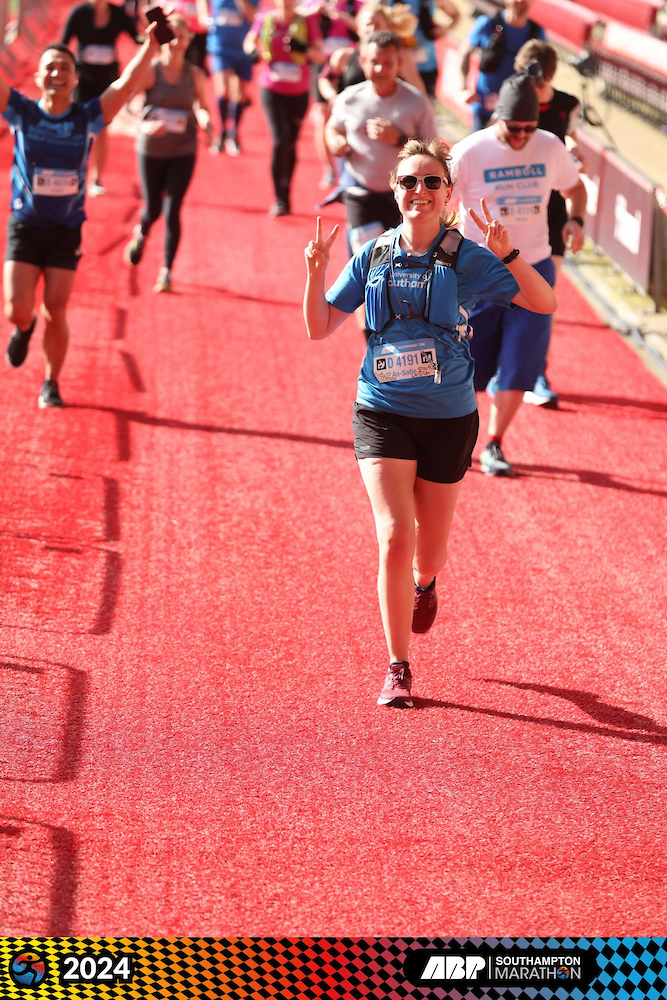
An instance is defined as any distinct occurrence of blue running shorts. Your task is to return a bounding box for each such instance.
[469,256,556,392]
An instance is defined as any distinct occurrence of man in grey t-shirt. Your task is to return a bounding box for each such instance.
[325,30,436,254]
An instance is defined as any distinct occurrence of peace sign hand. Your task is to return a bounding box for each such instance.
[304,216,339,276]
[469,198,514,260]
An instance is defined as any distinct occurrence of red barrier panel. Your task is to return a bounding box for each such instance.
[576,130,656,294]
[572,0,660,35]
[593,21,667,80]
[531,0,601,52]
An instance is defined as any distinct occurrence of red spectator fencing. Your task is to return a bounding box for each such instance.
[531,0,601,52]
[571,0,662,36]
[591,21,667,122]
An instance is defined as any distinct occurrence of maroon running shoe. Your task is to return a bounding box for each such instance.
[412,578,438,634]
[377,661,413,708]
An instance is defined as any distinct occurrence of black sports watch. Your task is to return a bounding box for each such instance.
[570,215,585,228]
[396,133,408,147]
[501,248,520,265]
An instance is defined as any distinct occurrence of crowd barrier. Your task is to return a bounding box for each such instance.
[436,36,667,310]
[0,0,72,94]
[571,0,663,36]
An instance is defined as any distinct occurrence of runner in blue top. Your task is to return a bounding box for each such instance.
[460,0,544,131]
[1,25,161,408]
[303,137,556,708]
[386,0,459,97]
[197,0,259,154]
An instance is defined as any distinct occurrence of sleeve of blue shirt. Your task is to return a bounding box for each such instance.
[84,97,107,135]
[468,15,493,48]
[325,241,375,313]
[1,88,28,126]
[456,240,519,310]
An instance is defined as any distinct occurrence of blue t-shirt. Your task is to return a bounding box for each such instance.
[326,227,519,419]
[207,0,259,54]
[469,14,545,97]
[2,89,106,228]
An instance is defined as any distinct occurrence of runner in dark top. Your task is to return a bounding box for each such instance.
[123,12,213,293]
[1,26,161,409]
[61,0,141,195]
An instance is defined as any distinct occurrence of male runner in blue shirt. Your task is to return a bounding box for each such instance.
[1,23,160,408]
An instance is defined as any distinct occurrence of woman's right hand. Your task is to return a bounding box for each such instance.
[304,216,339,276]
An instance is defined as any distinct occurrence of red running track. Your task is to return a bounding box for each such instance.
[1,68,667,939]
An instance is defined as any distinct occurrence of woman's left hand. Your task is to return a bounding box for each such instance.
[469,197,514,260]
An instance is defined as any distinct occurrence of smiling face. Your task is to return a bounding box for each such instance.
[392,154,452,225]
[497,119,538,151]
[36,49,78,101]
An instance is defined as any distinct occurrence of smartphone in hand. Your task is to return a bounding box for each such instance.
[145,5,175,45]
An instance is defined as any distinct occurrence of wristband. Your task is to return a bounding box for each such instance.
[570,215,585,228]
[501,248,520,265]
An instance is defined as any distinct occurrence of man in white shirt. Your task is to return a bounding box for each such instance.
[449,71,586,477]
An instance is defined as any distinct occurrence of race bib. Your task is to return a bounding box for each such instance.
[148,108,188,133]
[81,44,115,65]
[268,61,302,83]
[373,339,438,384]
[215,10,243,26]
[33,169,79,197]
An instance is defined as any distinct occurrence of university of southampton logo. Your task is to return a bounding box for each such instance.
[9,951,49,988]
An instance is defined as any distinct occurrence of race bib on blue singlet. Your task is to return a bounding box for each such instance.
[373,339,438,383]
[33,168,79,197]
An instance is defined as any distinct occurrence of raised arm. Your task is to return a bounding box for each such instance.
[99,22,161,124]
[304,217,348,340]
[469,199,557,314]
[0,68,11,115]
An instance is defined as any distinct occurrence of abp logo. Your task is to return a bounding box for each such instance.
[421,955,486,981]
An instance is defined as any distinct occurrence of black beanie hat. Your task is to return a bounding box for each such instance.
[495,71,540,122]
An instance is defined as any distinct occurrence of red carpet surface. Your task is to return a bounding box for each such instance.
[1,45,667,939]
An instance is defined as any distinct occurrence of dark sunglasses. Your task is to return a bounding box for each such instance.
[396,174,444,191]
[504,123,538,134]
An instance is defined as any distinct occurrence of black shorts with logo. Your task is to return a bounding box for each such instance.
[6,216,83,271]
[352,403,479,484]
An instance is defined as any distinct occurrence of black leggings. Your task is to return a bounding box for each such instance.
[138,153,196,270]
[260,88,309,208]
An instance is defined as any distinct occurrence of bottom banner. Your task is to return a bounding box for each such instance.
[1,936,666,999]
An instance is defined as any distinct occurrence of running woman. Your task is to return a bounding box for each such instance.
[61,0,141,195]
[123,12,213,292]
[304,139,557,706]
[198,0,260,155]
[244,0,323,216]
[1,27,161,408]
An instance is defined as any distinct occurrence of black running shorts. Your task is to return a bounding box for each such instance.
[74,62,119,102]
[6,216,82,271]
[352,404,479,484]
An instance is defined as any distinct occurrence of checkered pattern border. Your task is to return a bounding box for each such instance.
[1,937,666,999]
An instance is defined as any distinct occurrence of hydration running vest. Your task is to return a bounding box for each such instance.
[364,227,471,339]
